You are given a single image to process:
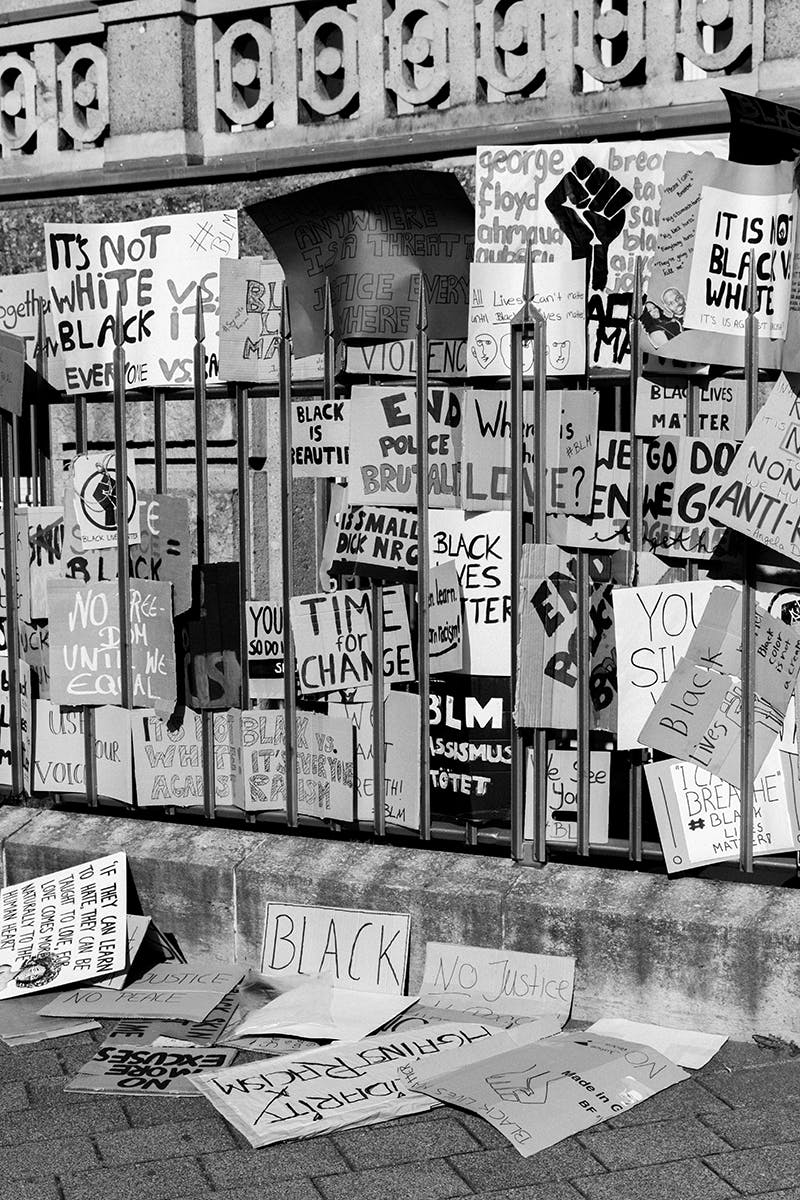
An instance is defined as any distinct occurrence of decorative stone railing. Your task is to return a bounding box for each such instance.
[0,0,792,194]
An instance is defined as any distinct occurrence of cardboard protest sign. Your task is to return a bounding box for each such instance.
[0,331,25,416]
[475,139,725,370]
[0,657,31,789]
[467,260,586,378]
[516,546,622,733]
[545,390,600,516]
[0,270,64,388]
[724,88,800,166]
[430,510,510,675]
[291,396,349,478]
[232,976,415,1045]
[261,903,411,994]
[48,580,176,711]
[239,708,354,820]
[428,561,463,672]
[647,745,800,874]
[546,432,632,550]
[711,374,800,561]
[66,1043,238,1096]
[289,585,413,696]
[586,1018,726,1069]
[324,494,418,584]
[32,700,132,804]
[95,915,151,990]
[45,210,238,393]
[245,599,284,700]
[347,386,462,508]
[330,692,420,830]
[613,580,727,749]
[408,1030,687,1157]
[656,437,737,560]
[218,257,323,383]
[644,153,800,368]
[132,494,192,615]
[102,992,240,1048]
[132,708,242,808]
[19,619,49,700]
[69,451,141,551]
[193,1021,498,1148]
[0,992,99,1046]
[0,510,31,625]
[528,749,611,846]
[419,942,575,1027]
[39,960,245,1021]
[247,170,473,358]
[635,375,747,439]
[0,852,127,998]
[429,674,511,822]
[179,563,241,709]
[345,337,466,379]
[459,389,531,513]
[26,506,64,620]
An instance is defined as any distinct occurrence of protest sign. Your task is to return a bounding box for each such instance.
[0,270,64,387]
[428,561,463,672]
[247,170,473,358]
[26,506,64,620]
[133,494,192,615]
[69,451,140,550]
[0,657,31,788]
[430,510,510,675]
[460,389,532,512]
[39,960,244,1021]
[232,975,415,1044]
[645,153,800,368]
[546,390,599,516]
[261,903,411,994]
[132,708,242,808]
[635,375,747,439]
[102,992,240,1048]
[467,260,586,378]
[585,1018,726,1069]
[179,563,241,709]
[657,437,737,559]
[0,331,25,416]
[45,210,238,393]
[430,674,511,822]
[345,337,466,378]
[239,708,354,820]
[528,749,611,846]
[0,852,127,998]
[613,580,726,749]
[19,619,49,699]
[347,385,462,508]
[291,396,350,477]
[325,497,418,584]
[95,915,151,990]
[66,1043,238,1096]
[0,992,99,1046]
[646,744,800,873]
[711,374,800,561]
[0,510,31,625]
[330,692,420,829]
[48,580,176,710]
[193,1020,497,1148]
[32,700,132,804]
[418,942,575,1027]
[245,599,284,700]
[408,1030,687,1157]
[218,257,323,383]
[516,545,622,733]
[289,585,413,696]
[724,88,800,165]
[546,432,631,550]
[474,138,725,370]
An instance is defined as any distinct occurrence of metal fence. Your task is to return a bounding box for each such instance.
[2,249,789,881]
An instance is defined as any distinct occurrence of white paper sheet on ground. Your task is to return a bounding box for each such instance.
[0,992,99,1046]
[416,942,575,1028]
[585,1019,727,1069]
[95,915,151,990]
[408,1031,687,1158]
[37,960,244,1022]
[234,984,418,1043]
[192,1020,503,1148]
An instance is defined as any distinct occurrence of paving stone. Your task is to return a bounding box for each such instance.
[702,1100,800,1149]
[0,1184,60,1200]
[1,1049,64,1083]
[0,1099,128,1146]
[25,1076,121,1111]
[315,1160,467,1200]
[95,1118,236,1166]
[0,1082,30,1116]
[452,1188,582,1200]
[607,1080,730,1128]
[201,1139,349,1189]
[700,1040,800,1072]
[210,1187,323,1200]
[573,1159,737,1199]
[0,1136,99,1184]
[449,1143,604,1191]
[451,1109,510,1149]
[580,1116,729,1169]
[60,1155,209,1200]
[334,1116,481,1168]
[119,1094,215,1126]
[702,1062,800,1108]
[707,1144,800,1194]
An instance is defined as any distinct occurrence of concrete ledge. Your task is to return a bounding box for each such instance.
[1,806,798,1039]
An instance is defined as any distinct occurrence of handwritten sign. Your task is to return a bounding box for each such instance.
[546,390,600,516]
[428,560,463,672]
[0,510,31,625]
[528,749,611,846]
[48,579,176,710]
[419,942,575,1026]
[32,700,132,804]
[69,451,140,551]
[467,260,586,378]
[0,656,30,789]
[325,495,418,583]
[635,375,747,438]
[0,852,127,998]
[39,961,245,1022]
[345,337,466,379]
[26,506,64,620]
[0,270,64,387]
[291,397,350,477]
[66,1043,238,1096]
[430,674,511,822]
[239,708,354,820]
[261,902,411,994]
[218,257,323,383]
[46,211,237,393]
[0,331,25,416]
[245,599,284,700]
[132,708,242,808]
[330,692,420,829]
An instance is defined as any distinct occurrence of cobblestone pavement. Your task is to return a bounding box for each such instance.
[3,1025,800,1200]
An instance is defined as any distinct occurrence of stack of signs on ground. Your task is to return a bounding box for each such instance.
[227,902,415,1044]
[66,1044,239,1096]
[0,853,127,997]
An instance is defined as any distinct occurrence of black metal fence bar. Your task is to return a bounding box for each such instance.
[113,297,133,716]
[370,579,386,837]
[1,410,23,796]
[575,548,591,857]
[739,251,758,875]
[627,258,644,864]
[193,290,216,820]
[237,383,251,714]
[415,278,431,842]
[279,285,298,828]
[153,389,167,493]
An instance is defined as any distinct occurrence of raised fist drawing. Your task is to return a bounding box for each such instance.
[545,156,632,291]
[487,1064,559,1104]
